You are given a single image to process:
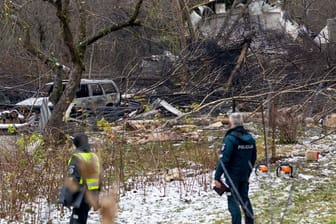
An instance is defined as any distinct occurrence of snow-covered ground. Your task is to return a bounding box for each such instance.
[117,175,229,224]
[1,132,335,224]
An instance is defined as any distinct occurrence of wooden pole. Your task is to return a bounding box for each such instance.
[179,0,196,40]
[261,103,269,165]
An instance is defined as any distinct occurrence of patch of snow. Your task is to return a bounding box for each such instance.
[117,173,230,224]
[298,174,315,180]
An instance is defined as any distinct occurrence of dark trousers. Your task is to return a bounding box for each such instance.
[70,199,91,224]
[227,180,254,224]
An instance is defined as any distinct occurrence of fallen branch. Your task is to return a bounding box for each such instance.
[310,129,336,144]
[225,33,254,92]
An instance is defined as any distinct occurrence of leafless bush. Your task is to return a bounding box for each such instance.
[275,105,305,144]
[0,137,70,221]
[93,122,217,195]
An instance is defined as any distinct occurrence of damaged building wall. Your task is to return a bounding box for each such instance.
[328,18,336,44]
[197,1,299,40]
[314,18,336,48]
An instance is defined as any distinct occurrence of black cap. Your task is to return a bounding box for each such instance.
[72,133,90,151]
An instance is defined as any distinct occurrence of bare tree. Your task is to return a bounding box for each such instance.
[1,0,144,137]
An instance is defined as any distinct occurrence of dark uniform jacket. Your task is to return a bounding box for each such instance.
[215,126,257,183]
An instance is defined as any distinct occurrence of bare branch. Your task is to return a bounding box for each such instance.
[179,0,196,40]
[225,33,254,92]
[55,0,82,66]
[6,2,65,70]
[78,0,143,48]
[76,0,87,44]
[128,0,143,23]
[195,77,336,114]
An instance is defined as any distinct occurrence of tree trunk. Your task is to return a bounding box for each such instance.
[175,0,187,49]
[46,64,83,137]
[49,65,64,105]
[179,0,196,40]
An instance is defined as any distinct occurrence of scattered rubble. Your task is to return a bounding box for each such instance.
[323,113,336,128]
[164,168,183,182]
[306,151,320,162]
[0,110,36,130]
[0,110,25,124]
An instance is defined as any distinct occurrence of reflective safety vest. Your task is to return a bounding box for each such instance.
[68,152,100,190]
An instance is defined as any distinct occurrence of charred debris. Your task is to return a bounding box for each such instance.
[1,0,336,132]
[124,0,336,120]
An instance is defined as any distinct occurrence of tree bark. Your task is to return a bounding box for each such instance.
[47,64,83,130]
[174,0,187,49]
[179,0,196,41]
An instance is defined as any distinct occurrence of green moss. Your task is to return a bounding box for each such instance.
[175,206,186,212]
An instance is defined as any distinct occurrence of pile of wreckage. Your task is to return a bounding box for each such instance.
[0,109,35,130]
[110,97,232,144]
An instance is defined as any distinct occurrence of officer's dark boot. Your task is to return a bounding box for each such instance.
[70,220,85,224]
[70,199,90,224]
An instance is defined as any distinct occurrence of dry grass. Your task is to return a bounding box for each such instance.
[0,129,218,223]
[0,137,70,221]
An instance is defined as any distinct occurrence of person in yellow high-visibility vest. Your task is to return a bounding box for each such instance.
[60,133,102,224]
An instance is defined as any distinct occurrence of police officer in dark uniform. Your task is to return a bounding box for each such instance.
[60,133,101,224]
[214,113,256,224]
